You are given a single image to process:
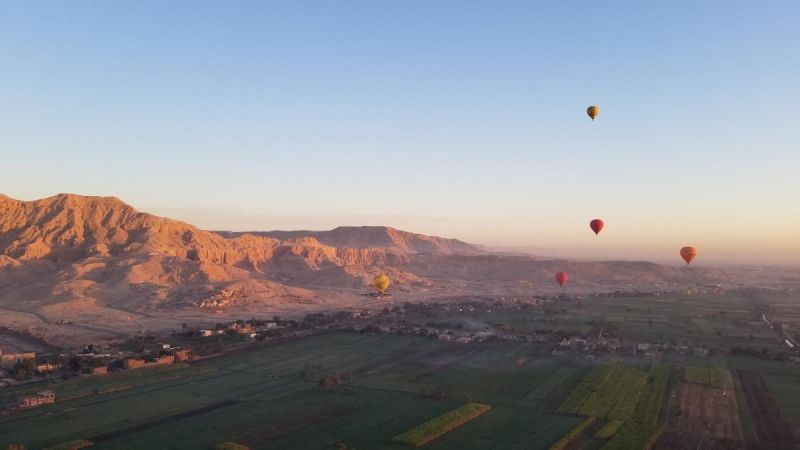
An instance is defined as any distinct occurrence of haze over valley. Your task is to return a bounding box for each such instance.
[3,2,800,449]
[1,193,769,348]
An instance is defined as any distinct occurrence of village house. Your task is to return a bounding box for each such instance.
[36,362,63,373]
[235,324,254,335]
[605,338,622,351]
[173,349,191,362]
[152,355,175,366]
[0,352,36,369]
[124,354,175,370]
[453,336,472,344]
[17,390,55,409]
[473,331,495,342]
[90,366,108,376]
[559,338,588,350]
[124,358,147,370]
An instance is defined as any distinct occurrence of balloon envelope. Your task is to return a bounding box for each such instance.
[590,219,604,236]
[680,247,697,265]
[371,274,390,294]
[586,105,599,121]
[555,272,568,288]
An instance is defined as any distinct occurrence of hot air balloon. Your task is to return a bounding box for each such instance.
[371,274,390,295]
[590,219,604,236]
[555,272,568,288]
[680,247,697,265]
[586,105,599,121]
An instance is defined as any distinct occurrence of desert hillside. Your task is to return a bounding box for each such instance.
[0,193,733,347]
[225,226,483,254]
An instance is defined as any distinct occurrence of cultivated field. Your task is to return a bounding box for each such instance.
[391,402,491,447]
[655,367,743,449]
[3,289,800,449]
[558,365,648,420]
[735,368,798,450]
[403,290,795,354]
[0,333,586,450]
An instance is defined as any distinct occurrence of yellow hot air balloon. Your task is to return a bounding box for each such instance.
[586,105,599,121]
[371,274,390,295]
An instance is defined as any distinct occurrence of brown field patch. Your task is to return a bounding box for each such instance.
[668,381,743,441]
[736,369,798,450]
[653,430,745,450]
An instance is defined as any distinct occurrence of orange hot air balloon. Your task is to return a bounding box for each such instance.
[680,246,697,265]
[589,219,604,236]
[586,105,599,121]
[555,272,568,288]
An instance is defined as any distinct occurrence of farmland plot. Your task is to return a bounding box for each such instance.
[558,365,647,420]
[676,367,742,439]
[736,369,798,450]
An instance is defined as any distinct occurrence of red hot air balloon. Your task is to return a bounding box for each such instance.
[589,219,604,236]
[555,272,568,288]
[680,246,697,265]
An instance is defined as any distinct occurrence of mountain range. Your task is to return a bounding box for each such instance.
[0,193,729,347]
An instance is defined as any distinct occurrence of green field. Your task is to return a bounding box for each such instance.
[0,333,585,450]
[0,363,214,406]
[558,365,647,420]
[391,402,491,446]
[548,416,596,450]
[3,289,800,449]
[601,365,669,450]
[404,290,791,354]
[555,363,670,447]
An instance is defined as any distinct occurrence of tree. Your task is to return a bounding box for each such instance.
[11,359,36,381]
[13,367,30,381]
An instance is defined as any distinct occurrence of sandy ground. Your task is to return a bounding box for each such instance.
[0,289,416,349]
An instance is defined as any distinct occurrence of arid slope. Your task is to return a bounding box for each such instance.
[0,193,731,346]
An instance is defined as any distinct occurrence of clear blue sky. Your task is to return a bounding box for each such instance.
[2,1,799,264]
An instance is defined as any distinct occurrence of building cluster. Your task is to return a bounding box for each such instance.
[13,390,55,411]
[0,351,36,369]
[0,343,194,415]
[551,335,712,359]
[0,350,38,388]
[188,318,282,341]
[122,348,191,370]
[192,288,243,308]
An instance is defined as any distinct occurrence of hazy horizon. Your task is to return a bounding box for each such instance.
[3,1,799,265]
[8,193,796,266]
